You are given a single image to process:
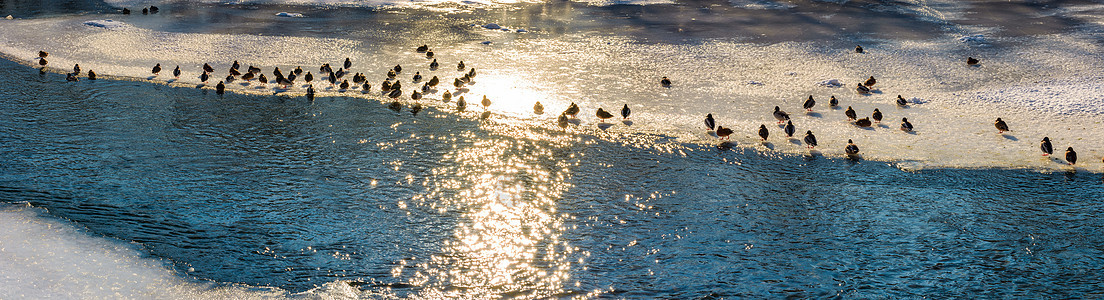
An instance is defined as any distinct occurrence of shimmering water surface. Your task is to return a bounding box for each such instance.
[3,1,1104,298]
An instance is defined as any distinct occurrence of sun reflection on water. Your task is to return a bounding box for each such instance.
[392,121,598,298]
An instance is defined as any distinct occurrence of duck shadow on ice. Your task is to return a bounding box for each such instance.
[568,118,582,126]
[761,141,775,150]
[877,124,890,129]
[717,141,736,150]
[1002,134,1018,141]
[788,138,801,145]
[622,120,633,126]
[597,122,613,131]
[805,111,822,118]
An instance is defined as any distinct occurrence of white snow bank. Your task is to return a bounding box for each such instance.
[0,204,292,299]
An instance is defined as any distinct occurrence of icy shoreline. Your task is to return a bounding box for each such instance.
[0,16,1101,172]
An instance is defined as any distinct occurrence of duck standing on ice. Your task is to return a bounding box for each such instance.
[1066,147,1077,165]
[1040,137,1053,156]
[773,106,790,124]
[994,118,1010,133]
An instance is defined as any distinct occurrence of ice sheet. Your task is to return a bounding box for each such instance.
[0,16,1101,172]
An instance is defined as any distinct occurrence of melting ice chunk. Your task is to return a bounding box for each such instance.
[817,79,842,87]
[83,19,127,29]
[275,12,304,17]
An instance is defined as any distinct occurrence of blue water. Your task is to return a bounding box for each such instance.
[3,1,1104,298]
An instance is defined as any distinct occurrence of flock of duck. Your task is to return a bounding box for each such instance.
[29,42,1099,167]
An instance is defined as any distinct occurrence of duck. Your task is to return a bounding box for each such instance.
[855,45,863,53]
[994,118,1010,133]
[621,104,631,119]
[38,58,47,66]
[1066,147,1077,165]
[334,68,345,79]
[854,117,872,127]
[802,95,815,111]
[864,76,876,87]
[390,80,401,91]
[304,72,314,83]
[1040,137,1053,156]
[428,76,439,87]
[225,75,235,84]
[200,72,209,83]
[381,80,392,92]
[845,106,857,121]
[152,63,162,75]
[845,139,860,155]
[596,108,614,122]
[327,73,336,86]
[442,90,452,101]
[896,95,908,106]
[660,76,672,87]
[872,108,882,123]
[38,50,48,58]
[803,131,817,148]
[967,57,979,65]
[362,82,371,92]
[900,117,913,132]
[411,91,422,100]
[457,96,467,111]
[122,8,130,14]
[320,63,331,74]
[758,124,769,141]
[468,68,477,78]
[716,126,734,140]
[203,63,214,73]
[389,101,402,112]
[534,101,544,114]
[388,88,402,99]
[855,83,870,94]
[344,58,352,70]
[386,69,397,79]
[457,61,465,71]
[306,85,315,99]
[393,64,402,73]
[241,72,255,81]
[232,61,240,70]
[481,95,491,109]
[784,120,795,137]
[172,66,180,78]
[258,74,268,84]
[426,51,434,58]
[66,73,78,82]
[87,70,97,80]
[339,80,350,90]
[294,66,303,75]
[149,5,158,13]
[416,44,429,52]
[453,78,464,89]
[73,64,80,74]
[413,72,422,82]
[421,83,430,93]
[773,106,790,124]
[704,113,715,131]
[429,59,439,70]
[565,102,580,117]
[829,96,839,107]
[273,67,284,79]
[229,68,242,77]
[215,81,225,95]
[557,113,569,128]
[288,72,297,83]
